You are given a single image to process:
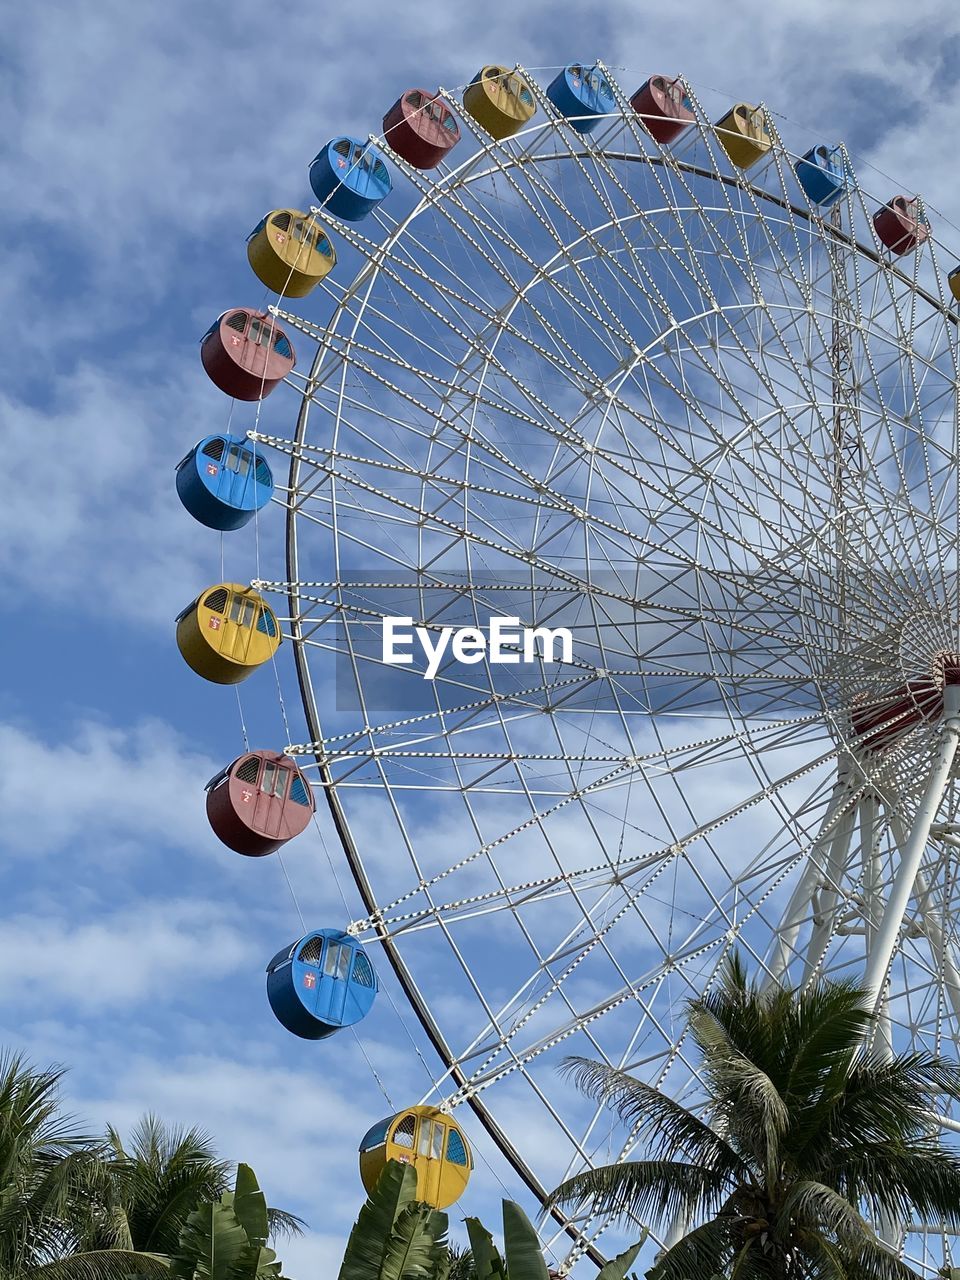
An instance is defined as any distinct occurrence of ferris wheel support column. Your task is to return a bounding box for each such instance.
[860,791,901,1248]
[862,689,960,1010]
[886,814,960,1032]
[764,766,854,985]
[860,789,882,955]
[802,795,859,987]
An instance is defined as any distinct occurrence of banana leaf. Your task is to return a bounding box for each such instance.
[464,1218,506,1280]
[232,1166,269,1249]
[596,1243,642,1280]
[170,1200,249,1280]
[337,1161,421,1280]
[378,1203,448,1279]
[501,1203,549,1280]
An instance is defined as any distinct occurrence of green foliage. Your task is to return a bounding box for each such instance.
[231,1164,269,1248]
[443,1245,476,1280]
[500,1203,548,1280]
[460,1202,643,1280]
[83,1116,233,1255]
[0,1051,166,1280]
[337,1173,631,1280]
[338,1161,449,1280]
[170,1165,285,1280]
[80,1117,303,1257]
[170,1200,251,1280]
[548,954,960,1279]
[0,1053,297,1280]
[463,1217,505,1280]
[594,1242,641,1280]
[379,1203,448,1280]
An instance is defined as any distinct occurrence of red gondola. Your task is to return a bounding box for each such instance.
[630,76,693,144]
[205,751,315,856]
[873,196,928,256]
[200,309,296,402]
[383,90,461,169]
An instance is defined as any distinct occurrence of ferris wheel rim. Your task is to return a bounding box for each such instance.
[279,77,960,1271]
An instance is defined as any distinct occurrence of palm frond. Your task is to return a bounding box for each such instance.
[558,1058,744,1173]
[794,1231,851,1280]
[30,1250,170,1280]
[839,1237,926,1280]
[776,1179,871,1245]
[646,1216,733,1280]
[265,1208,305,1241]
[548,1159,730,1226]
[830,1145,960,1230]
[688,1002,789,1181]
[781,981,874,1101]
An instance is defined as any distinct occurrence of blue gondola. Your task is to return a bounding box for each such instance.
[308,138,392,221]
[545,64,616,133]
[795,145,848,208]
[176,434,274,531]
[266,929,378,1040]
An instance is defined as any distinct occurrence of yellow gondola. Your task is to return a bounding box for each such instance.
[176,583,280,684]
[949,266,960,304]
[714,102,771,170]
[247,209,336,298]
[359,1105,472,1209]
[463,65,536,140]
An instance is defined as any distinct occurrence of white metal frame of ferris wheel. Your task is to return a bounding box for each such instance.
[259,63,960,1272]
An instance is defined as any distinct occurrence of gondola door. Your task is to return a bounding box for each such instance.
[238,315,272,383]
[253,758,286,841]
[416,1115,445,1207]
[222,592,256,663]
[222,441,255,511]
[319,938,352,1026]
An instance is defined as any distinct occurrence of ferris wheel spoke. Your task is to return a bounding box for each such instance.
[342,734,841,945]
[295,184,855,581]
[281,296,921,650]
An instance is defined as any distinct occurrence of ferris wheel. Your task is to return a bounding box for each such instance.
[180,59,960,1276]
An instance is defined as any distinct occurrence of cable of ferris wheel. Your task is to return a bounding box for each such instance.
[250,371,483,1125]
[413,778,865,1106]
[286,433,610,1269]
[341,130,960,332]
[198,205,423,1123]
[356,134,845,524]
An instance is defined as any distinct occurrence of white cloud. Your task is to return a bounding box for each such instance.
[0,717,214,855]
[0,360,287,623]
[4,0,958,276]
[0,900,248,1009]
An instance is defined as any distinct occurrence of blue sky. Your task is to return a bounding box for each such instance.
[4,1,960,1274]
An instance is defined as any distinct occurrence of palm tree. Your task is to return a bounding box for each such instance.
[547,954,960,1279]
[0,1050,165,1280]
[442,1246,475,1280]
[79,1115,303,1256]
